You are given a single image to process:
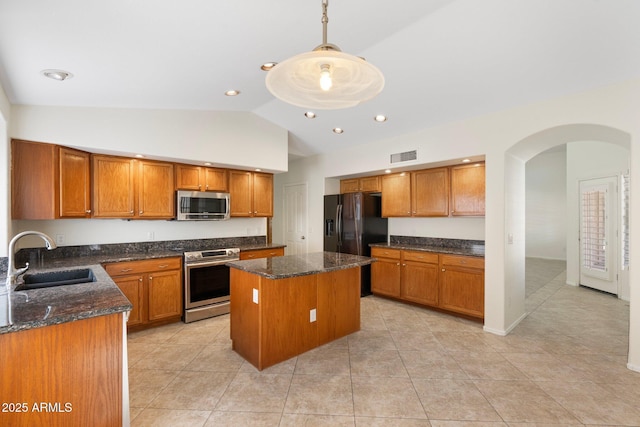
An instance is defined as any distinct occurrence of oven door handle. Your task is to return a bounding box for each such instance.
[185,259,239,268]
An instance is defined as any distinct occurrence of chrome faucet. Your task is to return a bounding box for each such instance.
[5,231,57,291]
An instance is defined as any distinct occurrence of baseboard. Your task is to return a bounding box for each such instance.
[627,362,640,373]
[483,312,527,336]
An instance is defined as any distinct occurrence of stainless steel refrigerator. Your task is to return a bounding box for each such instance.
[324,192,388,296]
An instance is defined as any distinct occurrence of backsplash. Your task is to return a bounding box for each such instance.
[390,235,484,250]
[5,236,268,271]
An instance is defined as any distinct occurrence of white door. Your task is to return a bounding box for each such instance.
[579,177,618,294]
[283,183,308,255]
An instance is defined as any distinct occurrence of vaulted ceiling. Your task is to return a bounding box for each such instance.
[1,0,638,159]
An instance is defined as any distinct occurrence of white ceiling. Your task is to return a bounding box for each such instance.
[0,0,639,160]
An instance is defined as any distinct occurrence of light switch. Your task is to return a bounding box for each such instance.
[252,288,258,304]
[310,308,316,322]
[508,233,514,244]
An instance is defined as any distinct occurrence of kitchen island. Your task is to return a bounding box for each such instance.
[227,252,374,370]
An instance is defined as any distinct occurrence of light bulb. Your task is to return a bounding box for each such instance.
[319,64,332,91]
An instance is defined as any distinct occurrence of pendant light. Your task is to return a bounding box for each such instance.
[265,0,384,110]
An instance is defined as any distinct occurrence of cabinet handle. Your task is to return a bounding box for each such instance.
[157,264,169,269]
[442,268,446,272]
[402,263,407,267]
[396,263,400,266]
[269,252,276,255]
[139,210,144,214]
[139,278,143,282]
[247,254,255,258]
[206,185,209,190]
[149,276,153,280]
[130,210,134,214]
[85,209,91,214]
[198,184,202,190]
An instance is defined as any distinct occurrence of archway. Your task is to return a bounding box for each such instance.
[504,123,632,357]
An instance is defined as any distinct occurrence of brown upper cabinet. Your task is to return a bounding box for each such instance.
[229,170,273,217]
[12,139,91,219]
[175,164,228,192]
[381,167,449,217]
[450,163,485,216]
[381,163,484,217]
[92,155,175,219]
[340,176,381,193]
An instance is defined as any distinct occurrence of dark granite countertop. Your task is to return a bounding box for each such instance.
[0,240,286,334]
[370,242,485,258]
[0,264,132,335]
[227,251,374,279]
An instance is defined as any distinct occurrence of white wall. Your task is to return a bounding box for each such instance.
[14,217,266,249]
[525,147,567,260]
[10,105,288,173]
[0,84,10,256]
[273,78,640,371]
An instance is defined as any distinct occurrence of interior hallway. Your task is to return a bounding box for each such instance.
[126,258,639,426]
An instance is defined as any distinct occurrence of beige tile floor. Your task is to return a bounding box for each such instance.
[127,259,640,426]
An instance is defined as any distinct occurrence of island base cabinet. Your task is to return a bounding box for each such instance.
[0,313,124,427]
[230,267,361,371]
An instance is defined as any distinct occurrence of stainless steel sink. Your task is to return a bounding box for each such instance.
[15,268,96,291]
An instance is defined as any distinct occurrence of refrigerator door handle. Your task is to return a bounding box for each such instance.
[336,204,343,247]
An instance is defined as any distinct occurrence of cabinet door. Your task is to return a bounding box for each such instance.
[204,168,228,191]
[381,173,411,217]
[439,266,484,318]
[253,172,273,217]
[340,178,360,193]
[450,163,485,216]
[113,275,144,327]
[92,155,135,218]
[229,170,253,217]
[359,176,381,192]
[147,269,182,321]
[11,139,58,219]
[317,267,360,345]
[402,261,439,306]
[412,168,449,217]
[59,147,91,218]
[138,160,175,218]
[175,164,202,190]
[371,258,401,297]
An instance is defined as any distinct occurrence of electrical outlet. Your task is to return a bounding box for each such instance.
[252,288,259,304]
[55,234,65,245]
[147,231,155,241]
[310,308,316,323]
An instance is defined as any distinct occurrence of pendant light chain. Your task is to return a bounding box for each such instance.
[321,0,329,46]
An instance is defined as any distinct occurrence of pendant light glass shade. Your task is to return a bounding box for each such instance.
[265,0,384,110]
[266,50,384,109]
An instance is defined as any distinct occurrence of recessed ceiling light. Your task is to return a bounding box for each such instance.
[374,114,387,122]
[135,154,144,158]
[225,90,240,96]
[204,162,212,166]
[462,158,471,163]
[384,169,391,173]
[255,168,262,172]
[261,62,277,71]
[304,111,316,119]
[333,128,344,134]
[41,69,73,81]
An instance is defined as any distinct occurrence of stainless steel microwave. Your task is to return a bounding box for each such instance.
[176,190,230,220]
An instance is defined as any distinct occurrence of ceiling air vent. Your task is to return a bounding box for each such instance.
[390,150,417,164]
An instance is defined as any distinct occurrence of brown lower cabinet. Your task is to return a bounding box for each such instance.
[104,257,182,331]
[371,247,484,320]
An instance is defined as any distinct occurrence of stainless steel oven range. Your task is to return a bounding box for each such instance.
[183,247,240,323]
